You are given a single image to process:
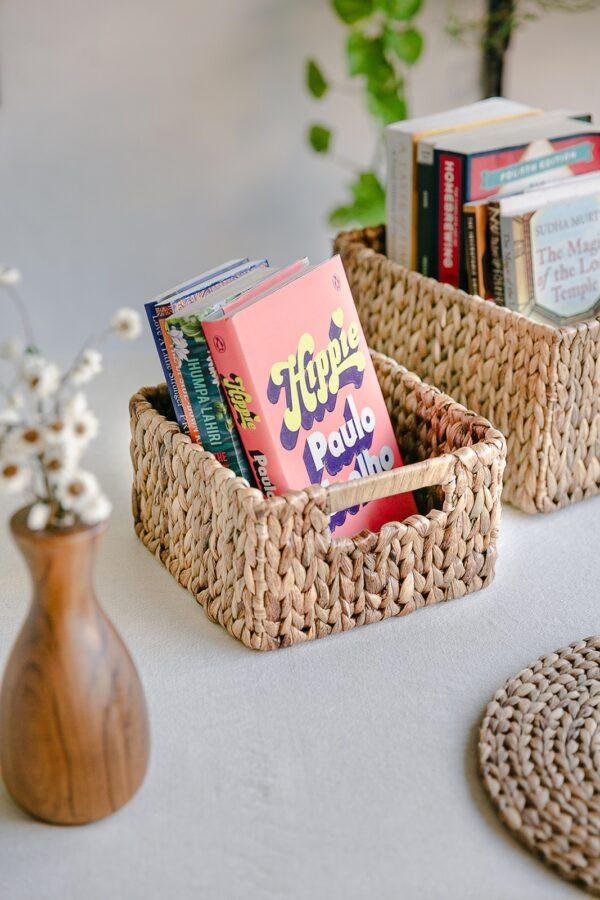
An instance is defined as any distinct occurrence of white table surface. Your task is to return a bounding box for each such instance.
[0,349,596,900]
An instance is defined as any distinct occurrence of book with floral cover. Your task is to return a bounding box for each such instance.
[144,258,266,426]
[164,261,307,479]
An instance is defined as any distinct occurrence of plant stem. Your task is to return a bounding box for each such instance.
[4,285,37,350]
[58,326,109,397]
[482,0,515,97]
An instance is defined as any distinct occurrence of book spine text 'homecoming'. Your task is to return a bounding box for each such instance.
[436,151,464,287]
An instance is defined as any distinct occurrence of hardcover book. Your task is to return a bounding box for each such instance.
[404,97,542,275]
[417,112,600,288]
[202,256,418,537]
[385,98,539,270]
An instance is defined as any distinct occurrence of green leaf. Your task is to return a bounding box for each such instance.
[366,84,407,124]
[352,171,385,209]
[332,0,375,24]
[308,124,332,153]
[329,171,386,227]
[376,0,421,20]
[329,204,358,227]
[384,27,423,65]
[346,33,394,86]
[306,59,328,98]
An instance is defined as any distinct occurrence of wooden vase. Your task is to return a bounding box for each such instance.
[0,508,150,825]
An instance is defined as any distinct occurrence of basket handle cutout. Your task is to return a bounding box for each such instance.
[325,454,455,514]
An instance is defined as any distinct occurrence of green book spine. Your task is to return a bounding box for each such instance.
[167,315,253,482]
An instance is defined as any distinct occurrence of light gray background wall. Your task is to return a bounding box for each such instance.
[1,0,599,354]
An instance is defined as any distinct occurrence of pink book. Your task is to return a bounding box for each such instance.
[202,255,417,537]
[221,258,308,316]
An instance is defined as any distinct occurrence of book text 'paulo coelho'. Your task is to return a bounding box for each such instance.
[202,255,417,536]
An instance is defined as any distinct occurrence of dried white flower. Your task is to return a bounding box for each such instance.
[0,391,24,429]
[110,307,141,341]
[70,348,103,385]
[63,391,87,418]
[0,406,20,426]
[0,266,22,287]
[0,459,30,494]
[44,445,80,484]
[27,502,51,531]
[44,417,71,446]
[70,407,99,445]
[6,390,24,410]
[55,469,99,513]
[8,424,45,457]
[22,356,60,399]
[79,492,112,525]
[0,337,24,361]
[45,392,92,446]
[0,272,130,527]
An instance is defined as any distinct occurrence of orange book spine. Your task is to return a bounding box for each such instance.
[160,318,200,442]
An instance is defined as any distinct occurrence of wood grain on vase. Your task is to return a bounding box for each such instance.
[0,509,149,824]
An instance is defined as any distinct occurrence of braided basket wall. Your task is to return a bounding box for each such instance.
[334,226,600,514]
[130,352,505,650]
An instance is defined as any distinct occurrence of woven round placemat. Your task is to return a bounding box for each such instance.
[479,636,600,895]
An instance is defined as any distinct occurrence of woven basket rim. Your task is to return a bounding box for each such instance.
[130,351,505,535]
[334,226,600,340]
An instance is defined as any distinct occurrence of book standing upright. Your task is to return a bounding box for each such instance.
[202,256,418,536]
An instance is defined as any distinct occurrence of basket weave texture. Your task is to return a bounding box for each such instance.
[130,352,505,650]
[334,226,600,514]
[479,636,600,895]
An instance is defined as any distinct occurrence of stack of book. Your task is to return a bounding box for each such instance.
[386,99,600,323]
[146,256,418,536]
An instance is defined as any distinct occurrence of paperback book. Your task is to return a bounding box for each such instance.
[466,172,600,313]
[202,255,418,536]
[164,261,308,478]
[144,258,266,427]
[520,191,600,322]
[164,314,253,479]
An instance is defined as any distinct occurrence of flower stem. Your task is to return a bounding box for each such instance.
[4,285,37,350]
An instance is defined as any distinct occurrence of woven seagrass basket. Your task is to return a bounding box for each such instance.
[130,352,505,650]
[334,226,600,514]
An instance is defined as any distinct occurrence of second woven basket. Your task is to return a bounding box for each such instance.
[335,226,600,514]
